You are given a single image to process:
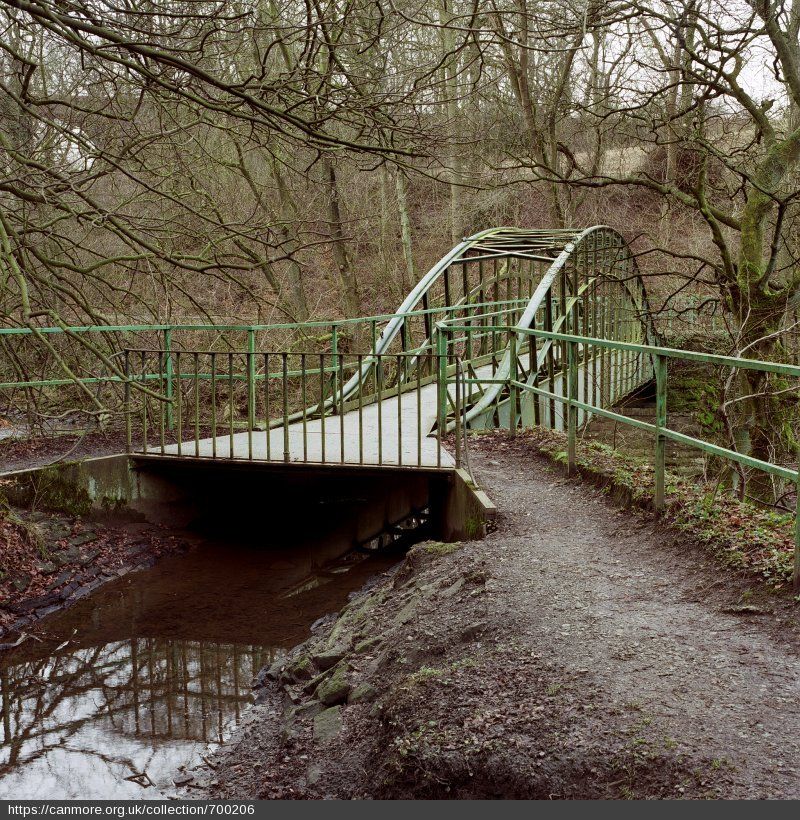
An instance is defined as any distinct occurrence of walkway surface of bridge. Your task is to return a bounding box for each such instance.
[162,371,456,467]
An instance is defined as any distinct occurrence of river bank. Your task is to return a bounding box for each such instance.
[0,506,191,641]
[187,436,800,799]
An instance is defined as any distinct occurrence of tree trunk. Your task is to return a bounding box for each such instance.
[323,157,361,320]
[395,169,415,292]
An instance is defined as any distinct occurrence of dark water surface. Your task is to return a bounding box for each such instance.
[0,531,399,799]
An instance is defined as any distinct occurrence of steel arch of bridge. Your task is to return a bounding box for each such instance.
[123,224,660,467]
[333,225,659,431]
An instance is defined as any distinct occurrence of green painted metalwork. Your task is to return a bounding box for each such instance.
[654,355,668,511]
[124,348,463,473]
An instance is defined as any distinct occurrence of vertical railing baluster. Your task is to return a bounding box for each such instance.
[546,289,555,428]
[158,351,165,454]
[400,319,409,381]
[175,351,182,457]
[478,260,486,355]
[465,304,473,363]
[509,334,518,435]
[416,355,422,466]
[194,352,200,457]
[246,349,253,461]
[592,275,598,408]
[455,357,462,469]
[264,353,271,461]
[319,353,326,463]
[211,352,217,459]
[228,352,234,459]
[437,326,448,432]
[247,328,256,431]
[282,352,289,462]
[377,353,383,465]
[331,325,338,413]
[301,353,308,463]
[124,351,131,453]
[530,315,540,426]
[654,353,667,510]
[436,351,442,469]
[397,354,403,467]
[357,354,363,465]
[164,327,174,431]
[422,292,432,349]
[567,339,578,474]
[141,351,148,454]
[339,353,345,463]
[794,478,800,592]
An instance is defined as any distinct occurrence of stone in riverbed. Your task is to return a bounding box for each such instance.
[294,699,325,719]
[282,655,315,683]
[313,706,342,743]
[260,656,286,684]
[311,646,347,670]
[315,664,350,706]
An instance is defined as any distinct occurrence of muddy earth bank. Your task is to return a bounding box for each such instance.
[184,541,711,799]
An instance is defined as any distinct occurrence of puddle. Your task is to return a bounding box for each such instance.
[0,532,402,798]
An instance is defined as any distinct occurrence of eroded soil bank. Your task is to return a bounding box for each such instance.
[192,436,800,799]
[0,509,190,640]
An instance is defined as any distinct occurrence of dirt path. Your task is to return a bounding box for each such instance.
[196,436,800,799]
[471,441,800,798]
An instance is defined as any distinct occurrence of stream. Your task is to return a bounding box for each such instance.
[0,525,403,799]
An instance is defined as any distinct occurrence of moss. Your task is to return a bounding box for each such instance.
[421,541,463,558]
[326,588,383,648]
[315,663,351,706]
[284,655,315,683]
[667,362,724,439]
[406,666,444,686]
[100,494,126,514]
[10,466,92,517]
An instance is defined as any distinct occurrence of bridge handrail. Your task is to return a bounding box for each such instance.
[443,325,800,379]
[450,323,800,587]
[0,298,527,392]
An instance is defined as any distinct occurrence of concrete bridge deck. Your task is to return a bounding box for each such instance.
[162,377,454,468]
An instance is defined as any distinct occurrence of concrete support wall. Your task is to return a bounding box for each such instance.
[2,456,496,552]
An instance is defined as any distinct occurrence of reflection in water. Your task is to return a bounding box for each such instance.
[1,638,271,798]
[0,532,400,799]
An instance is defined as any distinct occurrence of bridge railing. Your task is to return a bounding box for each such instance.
[0,298,525,429]
[440,321,800,587]
[123,349,465,470]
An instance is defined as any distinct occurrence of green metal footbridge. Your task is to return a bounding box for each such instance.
[123,226,655,469]
[3,226,800,580]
